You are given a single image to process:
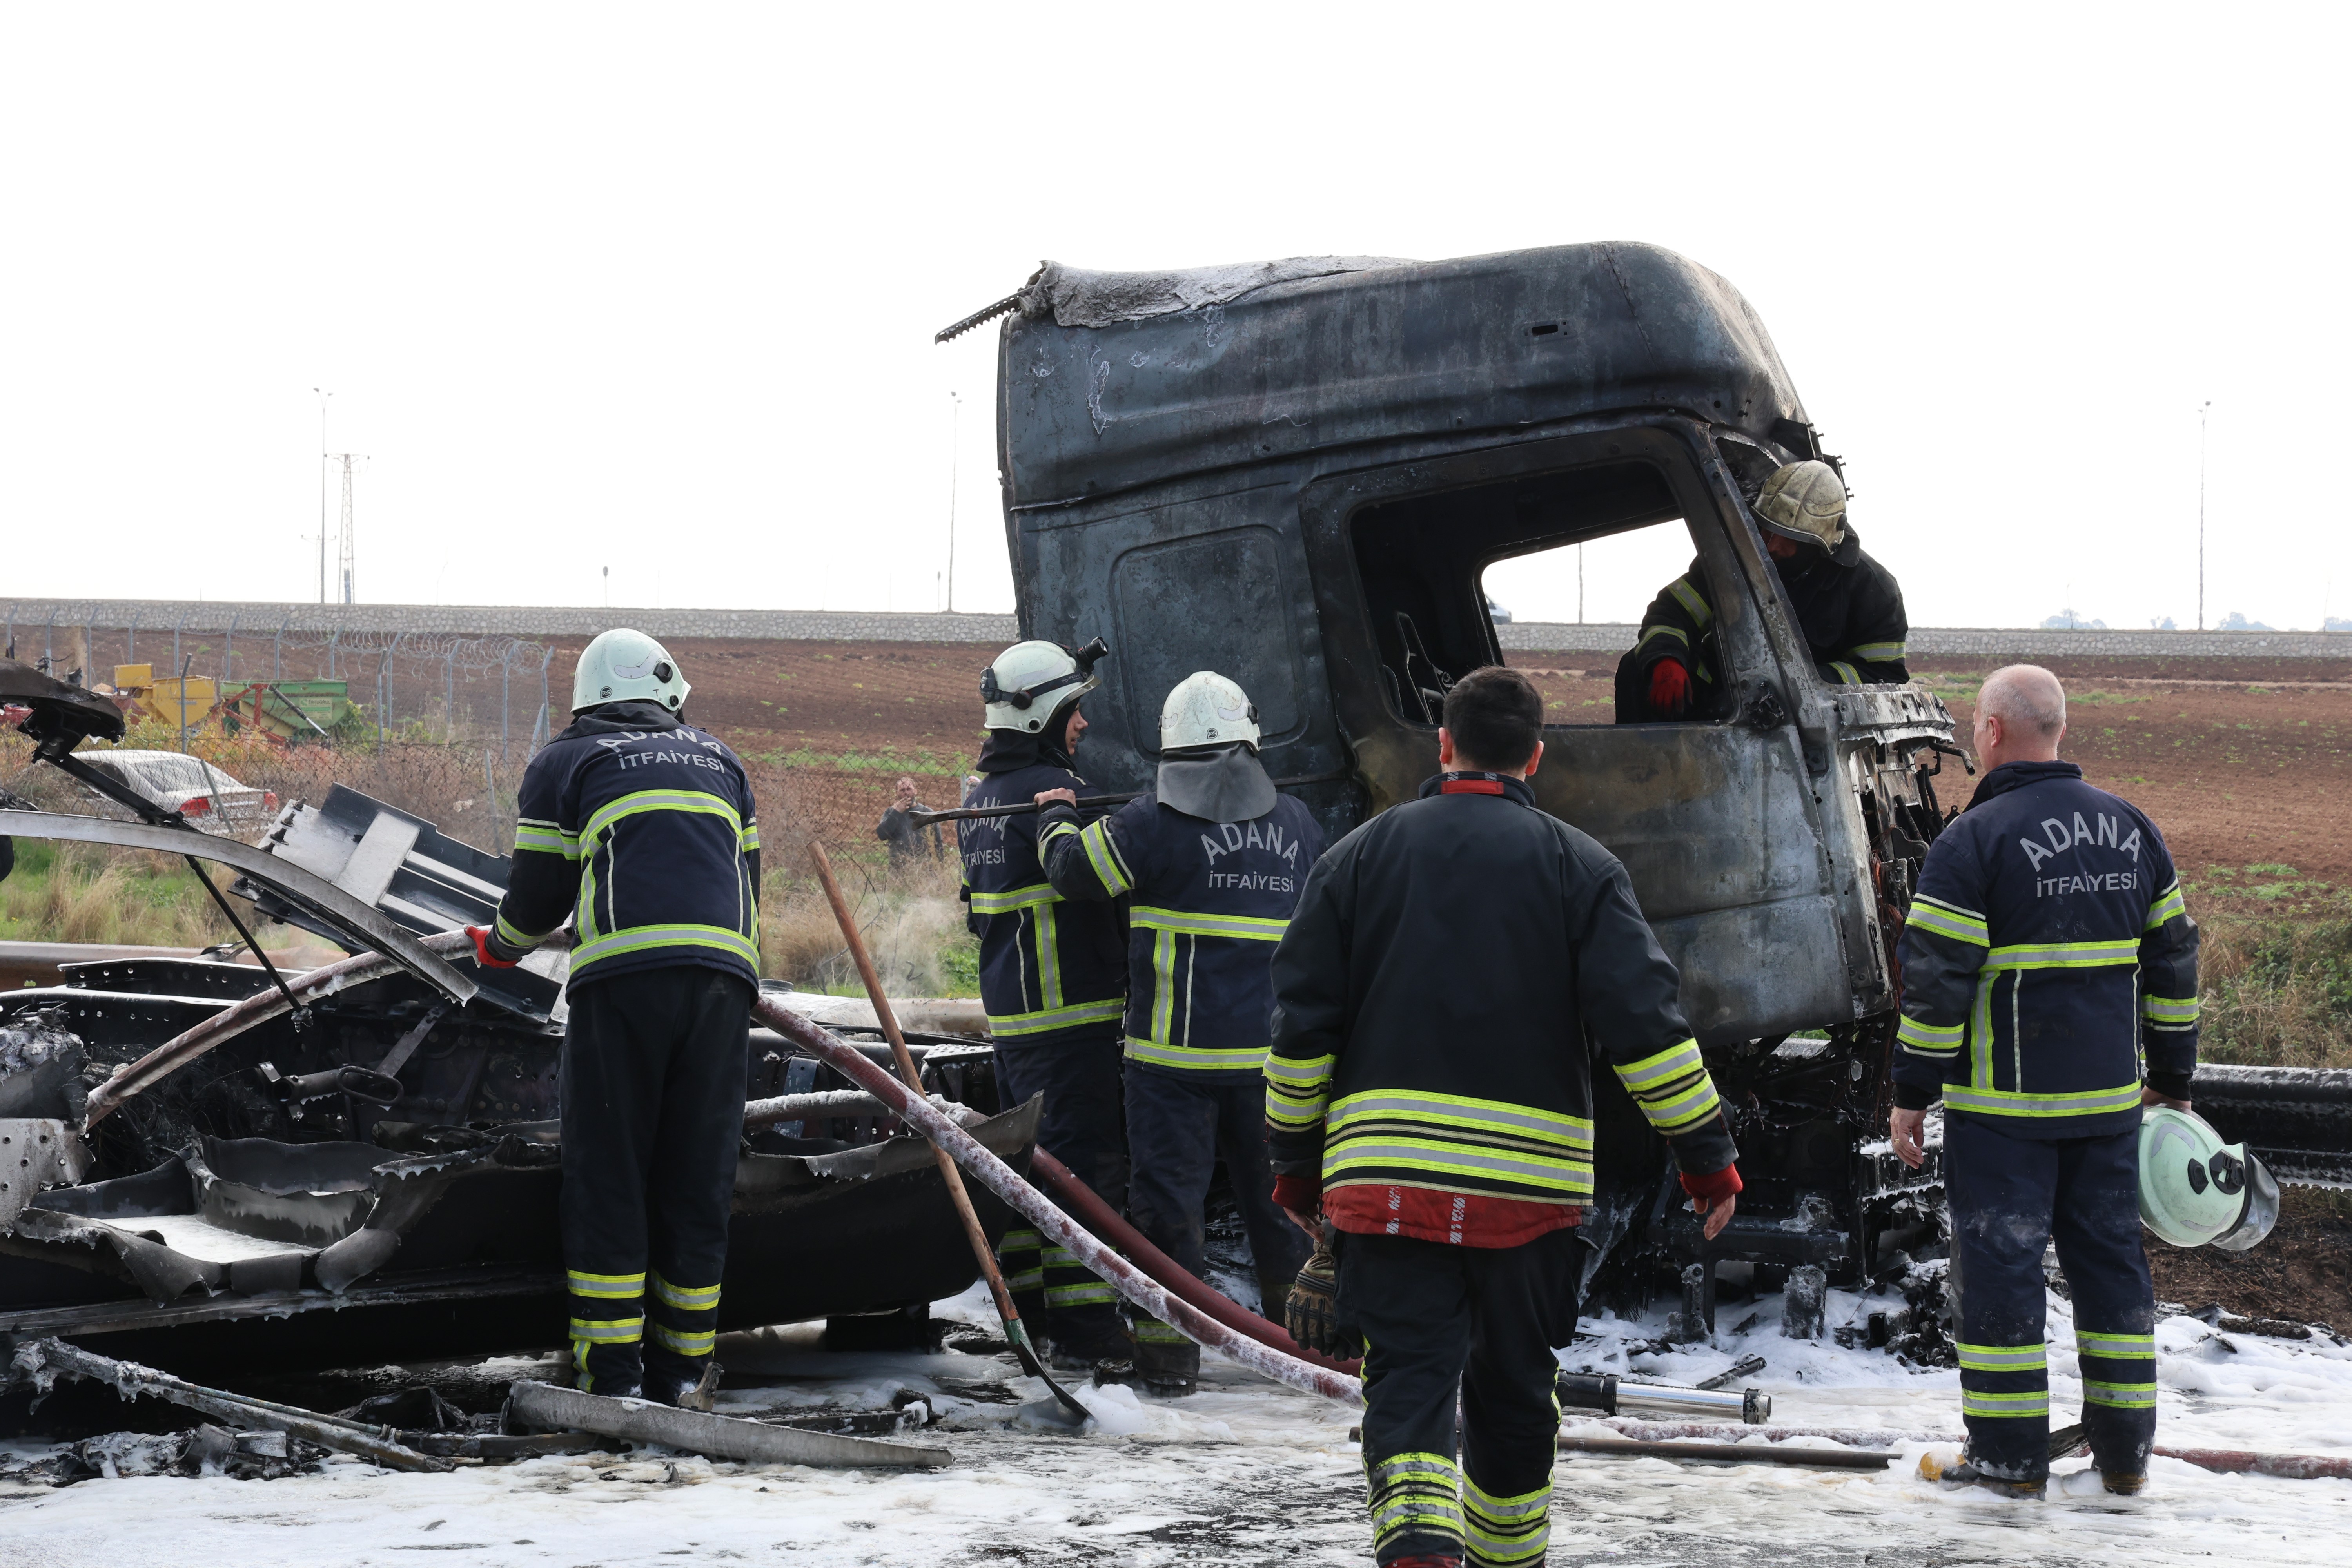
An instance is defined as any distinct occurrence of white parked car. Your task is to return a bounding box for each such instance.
[74,750,279,837]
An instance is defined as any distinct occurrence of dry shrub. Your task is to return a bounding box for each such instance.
[2196,906,2352,1069]
[1,841,236,948]
[758,845,976,997]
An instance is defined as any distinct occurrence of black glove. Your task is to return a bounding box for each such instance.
[1285,1230,1359,1357]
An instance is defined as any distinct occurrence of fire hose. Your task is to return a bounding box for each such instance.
[753,995,1366,1406]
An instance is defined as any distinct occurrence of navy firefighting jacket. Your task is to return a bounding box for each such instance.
[1038,790,1325,1078]
[1633,526,1909,702]
[486,701,760,989]
[1894,760,2200,1138]
[1263,773,1737,1207]
[957,761,1127,1044]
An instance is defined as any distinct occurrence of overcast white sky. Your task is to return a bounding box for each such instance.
[2,5,2341,630]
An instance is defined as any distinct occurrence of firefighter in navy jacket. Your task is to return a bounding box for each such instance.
[1892,664,2199,1499]
[957,637,1132,1372]
[1267,667,1740,1567]
[1617,459,1908,721]
[1038,671,1325,1394]
[469,630,758,1408]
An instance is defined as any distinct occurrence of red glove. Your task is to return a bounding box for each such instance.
[467,924,521,969]
[1272,1171,1323,1216]
[1679,1163,1743,1203]
[1648,658,1691,717]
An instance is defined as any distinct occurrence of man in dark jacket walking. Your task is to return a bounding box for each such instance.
[1617,459,1908,721]
[957,637,1133,1373]
[1891,664,2199,1499]
[1267,666,1741,1568]
[1036,670,1323,1393]
[470,629,759,1408]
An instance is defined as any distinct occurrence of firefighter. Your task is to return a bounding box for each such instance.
[958,636,1135,1375]
[1034,670,1325,1394]
[467,629,759,1408]
[1267,665,1741,1568]
[1891,663,2199,1499]
[1616,459,1909,722]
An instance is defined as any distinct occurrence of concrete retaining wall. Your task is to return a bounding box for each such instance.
[5,599,2345,660]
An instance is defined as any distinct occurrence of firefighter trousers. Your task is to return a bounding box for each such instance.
[1338,1227,1577,1567]
[992,1033,1128,1354]
[560,965,751,1396]
[1946,1113,2157,1482]
[1123,1064,1312,1375]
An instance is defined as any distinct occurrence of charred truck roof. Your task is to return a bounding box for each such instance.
[984,241,1965,1318]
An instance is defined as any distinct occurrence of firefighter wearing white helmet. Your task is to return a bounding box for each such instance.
[1889,665,2201,1500]
[1034,669,1324,1393]
[470,628,756,1409]
[1617,456,1911,721]
[957,636,1135,1378]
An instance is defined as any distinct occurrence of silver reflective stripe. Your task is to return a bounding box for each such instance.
[1945,1082,2143,1118]
[1325,1139,1592,1190]
[1328,1091,1591,1145]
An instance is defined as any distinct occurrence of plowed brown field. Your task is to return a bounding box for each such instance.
[642,639,2349,884]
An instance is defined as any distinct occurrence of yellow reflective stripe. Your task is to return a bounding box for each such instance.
[1906,896,1989,946]
[998,1228,1042,1251]
[1666,577,1712,628]
[987,998,1126,1037]
[1463,1478,1551,1519]
[652,1323,717,1356]
[581,788,742,846]
[2076,1331,2155,1356]
[1961,1389,2049,1417]
[1079,819,1132,896]
[1985,939,2140,969]
[572,922,758,974]
[1897,1013,1965,1054]
[1126,1036,1268,1072]
[1956,1341,2047,1371]
[1040,819,1080,846]
[1265,1051,1334,1127]
[1046,1282,1116,1306]
[739,822,760,851]
[1849,641,1906,663]
[1945,1082,2144,1118]
[2083,1381,2158,1408]
[1003,1267,1045,1291]
[1036,901,1062,1010]
[495,909,554,948]
[1131,1318,1189,1344]
[1828,661,1863,685]
[1324,1138,1593,1196]
[1611,1039,1722,1132]
[1151,927,1175,1044]
[2145,882,2187,929]
[2142,995,2200,1022]
[1265,1053,1335,1088]
[569,1316,645,1343]
[514,822,575,857]
[651,1274,721,1311]
[1328,1088,1593,1146]
[566,1270,646,1299]
[1615,1039,1704,1091]
[1636,623,1690,653]
[969,882,1060,915]
[1132,906,1290,940]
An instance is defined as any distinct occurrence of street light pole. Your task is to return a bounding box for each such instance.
[2196,401,2212,632]
[313,388,332,604]
[946,391,960,614]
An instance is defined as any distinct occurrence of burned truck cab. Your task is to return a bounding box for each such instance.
[983,243,1956,1321]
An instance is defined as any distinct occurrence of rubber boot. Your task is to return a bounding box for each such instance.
[1918,1450,2046,1499]
[646,1359,722,1412]
[1133,1319,1200,1395]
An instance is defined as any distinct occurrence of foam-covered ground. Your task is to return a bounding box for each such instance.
[2,1279,2346,1567]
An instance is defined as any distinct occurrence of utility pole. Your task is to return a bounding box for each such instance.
[946,391,960,613]
[313,388,332,604]
[329,453,365,604]
[2197,400,2212,632]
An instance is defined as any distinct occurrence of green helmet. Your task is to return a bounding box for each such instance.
[2139,1105,2279,1252]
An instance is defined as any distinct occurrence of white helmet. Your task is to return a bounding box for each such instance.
[2139,1105,2279,1252]
[572,628,690,715]
[1754,460,1848,552]
[981,637,1107,733]
[1161,670,1261,753]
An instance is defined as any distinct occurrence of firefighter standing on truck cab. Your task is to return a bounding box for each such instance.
[1034,670,1324,1394]
[958,637,1136,1379]
[1616,458,1909,722]
[468,629,759,1408]
[1267,666,1740,1568]
[1890,664,2199,1499]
